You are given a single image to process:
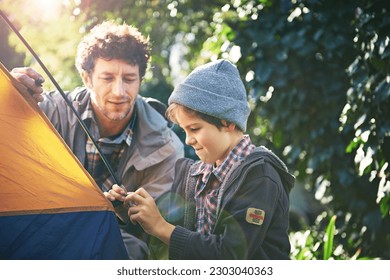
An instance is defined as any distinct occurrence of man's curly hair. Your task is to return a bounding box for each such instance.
[75,21,150,78]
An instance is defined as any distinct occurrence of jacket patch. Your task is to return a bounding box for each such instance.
[246,208,265,226]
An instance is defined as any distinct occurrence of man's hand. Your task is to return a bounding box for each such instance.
[104,183,127,203]
[11,67,44,103]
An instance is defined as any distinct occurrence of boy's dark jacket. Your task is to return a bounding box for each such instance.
[155,146,295,260]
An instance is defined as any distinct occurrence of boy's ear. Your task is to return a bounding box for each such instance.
[221,120,236,131]
[228,123,237,131]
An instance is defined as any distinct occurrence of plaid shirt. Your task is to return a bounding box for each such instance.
[192,135,255,235]
[81,100,136,192]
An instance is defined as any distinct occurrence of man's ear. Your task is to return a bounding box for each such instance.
[81,71,92,88]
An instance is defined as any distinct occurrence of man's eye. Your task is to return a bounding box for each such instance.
[124,78,137,83]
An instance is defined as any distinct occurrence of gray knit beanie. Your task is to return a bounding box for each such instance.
[168,59,250,131]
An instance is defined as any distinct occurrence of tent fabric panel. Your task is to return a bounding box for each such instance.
[0,211,128,259]
[0,63,113,213]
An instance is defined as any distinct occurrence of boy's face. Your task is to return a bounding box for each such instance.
[82,58,140,124]
[175,107,239,166]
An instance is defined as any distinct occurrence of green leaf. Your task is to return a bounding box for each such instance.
[323,215,336,260]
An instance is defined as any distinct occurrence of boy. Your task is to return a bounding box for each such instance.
[107,59,295,259]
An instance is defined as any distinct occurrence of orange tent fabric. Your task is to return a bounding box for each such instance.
[0,63,112,214]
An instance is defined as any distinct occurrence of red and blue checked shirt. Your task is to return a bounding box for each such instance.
[81,101,136,192]
[191,135,255,235]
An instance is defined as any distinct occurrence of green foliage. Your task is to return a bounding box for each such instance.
[209,0,390,258]
[290,213,375,260]
[341,1,390,219]
[0,0,85,91]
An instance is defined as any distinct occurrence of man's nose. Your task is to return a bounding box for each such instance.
[112,79,126,97]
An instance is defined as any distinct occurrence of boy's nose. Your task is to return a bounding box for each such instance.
[185,135,196,146]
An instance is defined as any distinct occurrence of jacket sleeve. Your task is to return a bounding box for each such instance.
[38,92,63,132]
[168,162,290,259]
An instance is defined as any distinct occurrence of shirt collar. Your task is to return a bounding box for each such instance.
[81,99,136,146]
[190,135,254,183]
[191,162,213,182]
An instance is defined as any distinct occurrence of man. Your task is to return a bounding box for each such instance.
[11,21,184,259]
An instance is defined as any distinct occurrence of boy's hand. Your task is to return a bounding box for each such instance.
[125,187,175,244]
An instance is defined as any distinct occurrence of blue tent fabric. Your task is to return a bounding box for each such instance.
[0,211,128,260]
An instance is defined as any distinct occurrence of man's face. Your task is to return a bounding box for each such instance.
[83,58,140,123]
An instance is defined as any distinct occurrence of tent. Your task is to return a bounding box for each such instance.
[0,63,128,259]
